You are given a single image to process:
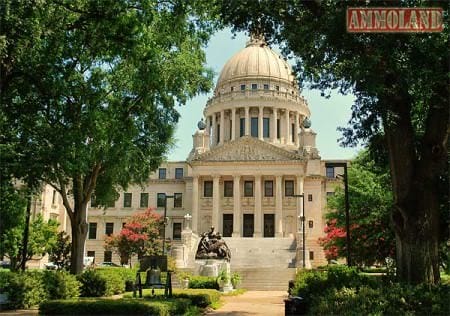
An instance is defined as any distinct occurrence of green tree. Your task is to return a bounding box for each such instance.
[217,0,449,284]
[49,231,72,270]
[2,214,58,271]
[320,151,395,267]
[1,0,216,274]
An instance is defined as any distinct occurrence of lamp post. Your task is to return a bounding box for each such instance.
[293,194,306,268]
[325,162,351,267]
[163,194,174,256]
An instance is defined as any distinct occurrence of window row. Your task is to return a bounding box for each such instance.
[204,180,313,200]
[229,83,295,94]
[88,221,183,241]
[158,167,184,180]
[91,192,183,208]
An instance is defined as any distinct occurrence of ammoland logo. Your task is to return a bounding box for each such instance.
[347,7,443,33]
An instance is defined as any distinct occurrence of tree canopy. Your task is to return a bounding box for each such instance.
[320,151,395,267]
[216,0,448,284]
[1,0,217,274]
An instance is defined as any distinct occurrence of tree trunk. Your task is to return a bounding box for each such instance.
[70,202,88,275]
[384,91,443,284]
[19,193,32,271]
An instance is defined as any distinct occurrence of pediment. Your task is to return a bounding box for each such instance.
[189,137,303,162]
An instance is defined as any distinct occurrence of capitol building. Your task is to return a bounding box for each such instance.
[33,35,346,281]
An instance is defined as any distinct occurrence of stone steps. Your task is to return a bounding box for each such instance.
[232,267,296,291]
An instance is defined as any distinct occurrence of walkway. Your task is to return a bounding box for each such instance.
[208,291,287,316]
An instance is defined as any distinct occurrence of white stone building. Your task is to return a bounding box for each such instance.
[85,35,347,271]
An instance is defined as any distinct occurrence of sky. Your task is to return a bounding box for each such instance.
[167,29,361,161]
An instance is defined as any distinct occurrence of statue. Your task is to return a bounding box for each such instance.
[195,226,231,262]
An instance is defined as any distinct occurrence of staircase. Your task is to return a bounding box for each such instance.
[233,267,297,291]
[224,237,297,291]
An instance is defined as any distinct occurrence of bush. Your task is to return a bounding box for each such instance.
[43,270,80,300]
[6,271,47,309]
[188,276,219,290]
[77,269,107,297]
[39,298,191,316]
[171,289,221,308]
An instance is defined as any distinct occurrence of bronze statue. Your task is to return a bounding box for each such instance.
[195,226,231,262]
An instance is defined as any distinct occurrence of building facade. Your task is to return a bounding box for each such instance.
[85,35,346,268]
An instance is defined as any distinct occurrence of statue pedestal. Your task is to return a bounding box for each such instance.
[197,259,220,277]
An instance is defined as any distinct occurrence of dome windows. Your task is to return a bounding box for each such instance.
[240,84,246,91]
[264,84,269,90]
[251,83,258,90]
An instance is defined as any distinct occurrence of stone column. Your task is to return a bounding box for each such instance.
[192,176,199,233]
[254,175,262,237]
[296,175,304,232]
[232,175,241,237]
[231,108,236,141]
[271,108,277,143]
[258,106,264,140]
[220,110,225,144]
[212,175,220,231]
[245,106,250,136]
[285,110,290,144]
[275,175,283,237]
[211,113,216,146]
[295,112,300,147]
[205,116,210,135]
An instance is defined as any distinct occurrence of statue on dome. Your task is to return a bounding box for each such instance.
[195,226,231,262]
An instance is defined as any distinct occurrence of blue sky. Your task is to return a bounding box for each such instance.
[167,29,361,161]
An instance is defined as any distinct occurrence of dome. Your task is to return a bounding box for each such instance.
[215,34,296,93]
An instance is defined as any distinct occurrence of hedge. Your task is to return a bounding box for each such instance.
[292,266,450,315]
[0,270,80,309]
[77,267,138,297]
[39,298,190,316]
[188,275,219,290]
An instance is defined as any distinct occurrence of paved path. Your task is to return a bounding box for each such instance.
[208,291,287,316]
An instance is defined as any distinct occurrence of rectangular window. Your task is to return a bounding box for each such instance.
[240,118,245,137]
[122,222,126,228]
[251,117,258,137]
[326,192,335,197]
[309,251,314,261]
[291,123,295,142]
[90,195,97,208]
[105,222,114,236]
[326,167,335,178]
[175,168,184,179]
[158,168,166,179]
[174,193,182,208]
[204,181,213,197]
[224,181,233,197]
[277,119,280,139]
[263,84,269,90]
[87,251,95,259]
[308,194,313,202]
[217,124,220,143]
[275,85,280,91]
[308,220,314,228]
[52,190,57,205]
[285,180,294,197]
[244,181,254,197]
[123,193,132,207]
[88,223,97,239]
[251,83,258,90]
[231,86,234,92]
[240,84,246,91]
[140,193,149,208]
[263,118,270,138]
[157,193,165,207]
[173,223,182,240]
[104,251,112,262]
[264,181,273,197]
